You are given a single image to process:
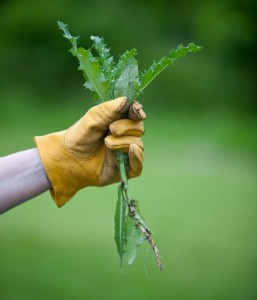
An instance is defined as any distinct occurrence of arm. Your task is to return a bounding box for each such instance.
[0,97,145,214]
[0,148,51,214]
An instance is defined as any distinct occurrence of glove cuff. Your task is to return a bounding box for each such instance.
[34,132,99,207]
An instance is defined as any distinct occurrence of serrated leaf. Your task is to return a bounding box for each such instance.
[77,48,111,101]
[125,216,143,265]
[58,23,111,102]
[90,36,114,80]
[114,49,137,79]
[139,43,203,96]
[58,21,79,51]
[59,21,203,271]
[114,56,140,101]
[114,184,127,271]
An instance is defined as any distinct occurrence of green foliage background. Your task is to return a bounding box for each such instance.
[0,0,256,299]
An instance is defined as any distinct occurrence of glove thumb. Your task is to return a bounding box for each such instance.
[65,97,129,156]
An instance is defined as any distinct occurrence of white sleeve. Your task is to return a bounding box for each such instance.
[0,148,51,214]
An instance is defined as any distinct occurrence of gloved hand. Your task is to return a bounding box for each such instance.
[34,97,146,207]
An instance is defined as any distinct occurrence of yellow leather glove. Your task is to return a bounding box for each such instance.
[34,97,146,207]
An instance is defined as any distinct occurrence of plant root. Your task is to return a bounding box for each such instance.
[137,224,163,271]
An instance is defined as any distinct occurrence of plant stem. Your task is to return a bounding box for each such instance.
[116,151,132,204]
[117,150,163,271]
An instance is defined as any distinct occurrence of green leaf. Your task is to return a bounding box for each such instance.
[125,216,143,265]
[114,56,140,101]
[134,210,151,234]
[58,21,79,51]
[90,36,114,80]
[114,184,127,271]
[131,200,152,234]
[113,49,137,79]
[58,21,203,271]
[76,48,111,101]
[139,43,203,95]
[58,22,110,102]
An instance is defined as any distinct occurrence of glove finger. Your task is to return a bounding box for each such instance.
[65,97,129,154]
[128,101,146,121]
[128,144,144,178]
[104,135,143,153]
[109,119,144,137]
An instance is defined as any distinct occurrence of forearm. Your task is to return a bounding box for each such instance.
[0,148,51,214]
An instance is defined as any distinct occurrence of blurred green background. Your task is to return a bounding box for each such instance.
[0,0,256,299]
